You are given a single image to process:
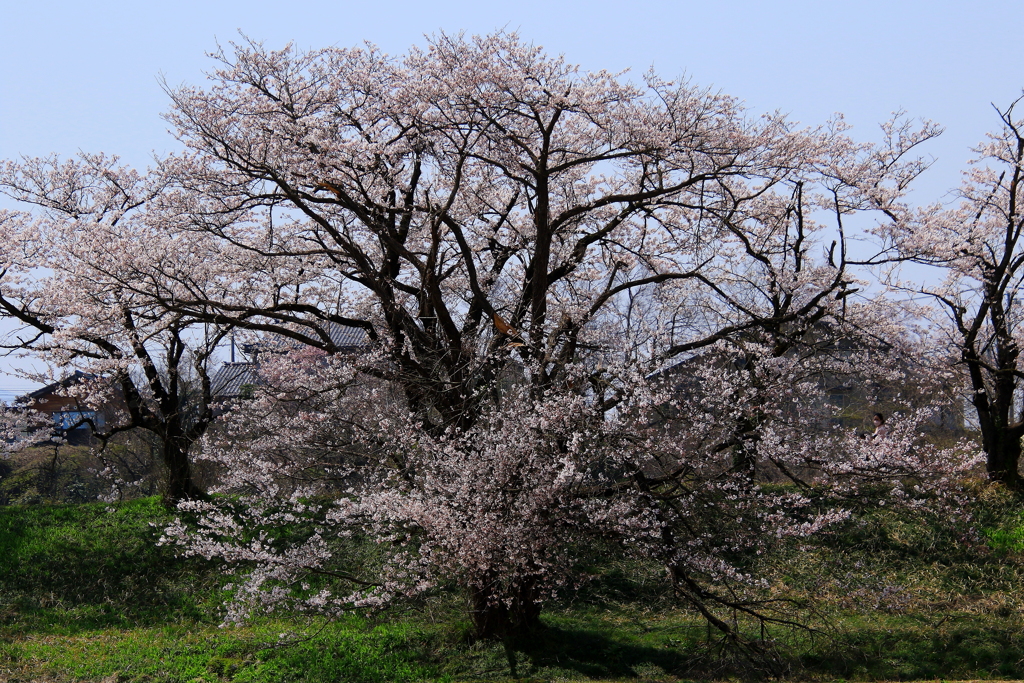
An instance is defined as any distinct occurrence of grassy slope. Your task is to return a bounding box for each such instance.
[1,491,1023,682]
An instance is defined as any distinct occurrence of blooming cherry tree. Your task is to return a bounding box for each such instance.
[0,155,243,501]
[144,32,967,641]
[890,96,1024,487]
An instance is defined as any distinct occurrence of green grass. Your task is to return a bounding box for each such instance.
[985,509,1024,554]
[796,613,1024,680]
[0,497,222,632]
[2,492,1024,681]
[2,618,442,683]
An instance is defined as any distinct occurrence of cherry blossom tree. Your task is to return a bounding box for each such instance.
[138,31,971,644]
[0,155,240,501]
[890,96,1024,488]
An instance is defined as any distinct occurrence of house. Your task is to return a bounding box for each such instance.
[18,371,121,446]
[211,322,371,401]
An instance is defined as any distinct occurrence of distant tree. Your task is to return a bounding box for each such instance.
[890,96,1024,488]
[0,156,235,502]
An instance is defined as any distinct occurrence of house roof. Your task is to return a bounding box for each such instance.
[212,322,370,399]
[241,321,371,356]
[22,371,97,403]
[325,321,370,351]
[210,362,261,399]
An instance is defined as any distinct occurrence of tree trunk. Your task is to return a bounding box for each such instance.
[161,438,205,504]
[985,429,1021,489]
[469,580,543,640]
[968,361,1022,490]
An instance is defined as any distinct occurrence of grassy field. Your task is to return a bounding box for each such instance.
[1,489,1024,682]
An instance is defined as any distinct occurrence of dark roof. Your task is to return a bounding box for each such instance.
[23,371,96,402]
[241,321,370,356]
[210,363,261,399]
[325,322,370,351]
[213,322,370,399]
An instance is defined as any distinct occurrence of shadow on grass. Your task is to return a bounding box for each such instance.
[498,615,1024,681]
[497,623,693,680]
[798,619,1024,681]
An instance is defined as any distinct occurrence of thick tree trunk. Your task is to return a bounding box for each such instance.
[968,358,1022,490]
[161,438,205,504]
[985,430,1021,489]
[469,581,543,640]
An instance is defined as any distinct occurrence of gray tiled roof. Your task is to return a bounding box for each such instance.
[242,322,370,355]
[211,323,370,399]
[210,362,261,399]
[326,321,369,351]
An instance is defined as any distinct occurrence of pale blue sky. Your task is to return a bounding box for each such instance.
[1,0,1022,391]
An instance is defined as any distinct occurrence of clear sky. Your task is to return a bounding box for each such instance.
[1,0,1022,391]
